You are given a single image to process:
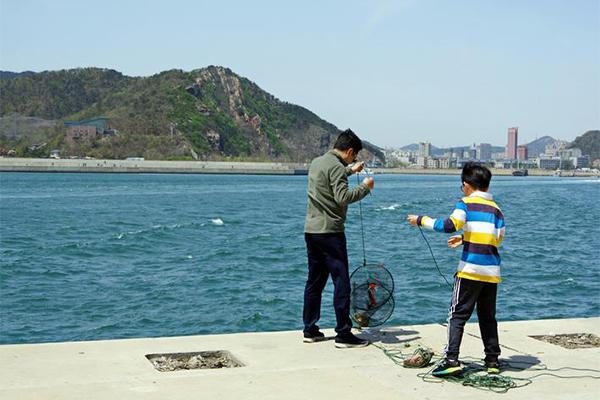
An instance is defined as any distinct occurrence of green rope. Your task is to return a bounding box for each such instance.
[373,344,600,394]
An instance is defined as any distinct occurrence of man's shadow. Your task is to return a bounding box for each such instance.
[499,354,543,371]
[356,327,421,345]
[319,327,421,344]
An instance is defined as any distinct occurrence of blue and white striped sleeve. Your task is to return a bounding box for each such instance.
[417,201,467,233]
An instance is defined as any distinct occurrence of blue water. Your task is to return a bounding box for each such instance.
[1,172,599,344]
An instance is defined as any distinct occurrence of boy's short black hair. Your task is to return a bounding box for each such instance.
[461,162,492,190]
[333,129,363,153]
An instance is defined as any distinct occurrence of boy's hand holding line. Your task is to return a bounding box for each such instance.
[406,214,418,226]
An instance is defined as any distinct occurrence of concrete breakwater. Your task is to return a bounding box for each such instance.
[372,167,599,177]
[1,317,599,399]
[0,157,309,175]
[1,157,598,177]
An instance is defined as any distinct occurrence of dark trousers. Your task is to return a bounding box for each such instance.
[446,276,501,361]
[303,232,352,335]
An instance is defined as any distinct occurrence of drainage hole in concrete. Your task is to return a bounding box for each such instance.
[529,333,600,349]
[145,351,243,372]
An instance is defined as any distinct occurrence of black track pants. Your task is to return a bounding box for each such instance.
[445,276,501,361]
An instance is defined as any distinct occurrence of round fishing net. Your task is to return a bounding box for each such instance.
[350,263,395,328]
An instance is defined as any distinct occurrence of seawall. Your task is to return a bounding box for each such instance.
[372,167,599,177]
[1,157,598,177]
[1,317,598,399]
[0,157,309,175]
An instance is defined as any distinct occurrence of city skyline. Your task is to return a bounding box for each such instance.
[392,129,567,150]
[1,1,598,147]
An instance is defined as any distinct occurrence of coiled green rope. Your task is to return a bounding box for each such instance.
[372,344,600,393]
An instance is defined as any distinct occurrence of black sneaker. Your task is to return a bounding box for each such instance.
[334,333,369,348]
[485,360,500,374]
[431,358,463,377]
[303,330,325,343]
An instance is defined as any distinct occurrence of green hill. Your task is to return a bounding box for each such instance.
[0,67,384,162]
[569,130,600,162]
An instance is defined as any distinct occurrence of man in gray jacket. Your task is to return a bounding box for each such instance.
[303,129,375,348]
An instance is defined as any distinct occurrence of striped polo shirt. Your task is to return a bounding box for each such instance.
[418,191,505,283]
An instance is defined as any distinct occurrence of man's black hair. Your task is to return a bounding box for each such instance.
[461,162,492,190]
[333,129,363,153]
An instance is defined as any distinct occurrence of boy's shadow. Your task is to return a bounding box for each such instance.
[500,354,542,371]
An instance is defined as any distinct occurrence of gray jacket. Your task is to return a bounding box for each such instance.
[304,150,371,233]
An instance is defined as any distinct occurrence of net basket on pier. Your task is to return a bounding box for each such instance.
[350,263,395,328]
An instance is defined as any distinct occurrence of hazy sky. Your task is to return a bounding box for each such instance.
[1,0,598,147]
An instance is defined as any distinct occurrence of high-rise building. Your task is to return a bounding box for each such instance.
[517,145,528,160]
[419,141,431,157]
[506,127,518,159]
[477,143,492,160]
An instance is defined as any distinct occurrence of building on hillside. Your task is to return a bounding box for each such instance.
[66,125,96,141]
[102,128,119,136]
[65,117,116,142]
[27,143,47,152]
[506,127,518,159]
[517,145,528,160]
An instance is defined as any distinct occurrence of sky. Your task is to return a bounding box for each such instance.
[1,0,598,148]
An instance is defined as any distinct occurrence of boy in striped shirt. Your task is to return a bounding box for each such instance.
[407,162,505,377]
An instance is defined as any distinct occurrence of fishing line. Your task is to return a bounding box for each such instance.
[356,171,367,267]
[350,167,395,328]
[416,224,453,288]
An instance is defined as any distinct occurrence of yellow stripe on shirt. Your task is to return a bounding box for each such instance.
[462,196,500,208]
[457,271,502,283]
[449,215,464,231]
[463,231,499,246]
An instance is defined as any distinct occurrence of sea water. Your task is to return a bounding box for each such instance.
[1,172,599,344]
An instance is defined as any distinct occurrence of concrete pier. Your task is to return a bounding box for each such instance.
[1,157,599,177]
[0,157,309,175]
[1,317,598,399]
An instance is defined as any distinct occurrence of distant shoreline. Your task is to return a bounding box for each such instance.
[0,157,309,175]
[371,167,599,177]
[0,157,598,177]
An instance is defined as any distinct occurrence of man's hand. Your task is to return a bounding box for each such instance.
[448,235,463,248]
[406,214,418,226]
[351,161,365,174]
[363,176,374,190]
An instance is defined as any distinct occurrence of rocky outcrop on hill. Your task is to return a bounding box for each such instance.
[0,67,384,162]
